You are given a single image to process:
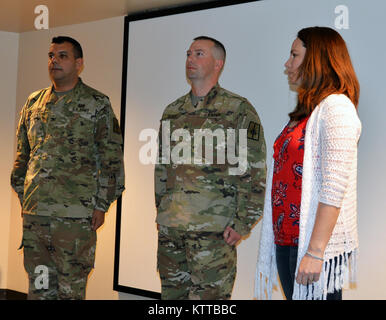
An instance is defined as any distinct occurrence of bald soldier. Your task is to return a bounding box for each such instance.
[11,36,125,299]
[155,36,267,299]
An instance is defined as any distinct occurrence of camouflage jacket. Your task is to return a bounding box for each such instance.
[11,78,125,218]
[155,84,266,236]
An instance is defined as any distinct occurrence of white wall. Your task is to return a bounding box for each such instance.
[7,16,127,299]
[0,31,19,289]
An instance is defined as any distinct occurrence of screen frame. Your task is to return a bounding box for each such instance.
[113,0,261,299]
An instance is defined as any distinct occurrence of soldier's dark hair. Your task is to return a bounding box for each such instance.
[51,36,83,59]
[194,36,226,62]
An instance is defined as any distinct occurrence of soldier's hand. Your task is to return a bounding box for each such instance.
[91,209,105,231]
[223,226,241,246]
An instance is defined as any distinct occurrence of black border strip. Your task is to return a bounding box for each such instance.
[0,289,27,300]
[114,0,261,299]
[126,0,259,22]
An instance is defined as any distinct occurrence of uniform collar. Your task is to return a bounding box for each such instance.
[45,77,84,105]
[188,83,220,107]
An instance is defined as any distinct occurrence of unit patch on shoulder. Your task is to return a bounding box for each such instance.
[247,121,260,141]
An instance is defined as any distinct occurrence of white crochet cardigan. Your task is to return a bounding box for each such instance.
[255,94,361,300]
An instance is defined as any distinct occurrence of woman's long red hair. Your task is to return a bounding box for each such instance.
[289,27,360,121]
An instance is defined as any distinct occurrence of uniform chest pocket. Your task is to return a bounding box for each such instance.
[27,109,49,145]
[166,115,234,166]
[199,115,233,131]
[168,115,234,132]
[66,110,95,135]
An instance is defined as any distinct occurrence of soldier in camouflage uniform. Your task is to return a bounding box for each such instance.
[10,36,125,299]
[155,36,267,299]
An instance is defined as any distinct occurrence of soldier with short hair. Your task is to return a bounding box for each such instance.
[155,36,267,299]
[11,36,125,300]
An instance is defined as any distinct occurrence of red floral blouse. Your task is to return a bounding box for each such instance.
[272,116,309,246]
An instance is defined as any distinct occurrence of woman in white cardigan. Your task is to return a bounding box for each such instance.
[255,27,361,300]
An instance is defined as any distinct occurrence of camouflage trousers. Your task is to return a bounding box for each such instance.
[157,225,237,300]
[21,215,96,300]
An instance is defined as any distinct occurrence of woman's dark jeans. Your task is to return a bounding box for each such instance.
[275,245,342,300]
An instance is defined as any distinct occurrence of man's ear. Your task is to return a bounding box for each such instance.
[215,59,224,72]
[76,57,84,74]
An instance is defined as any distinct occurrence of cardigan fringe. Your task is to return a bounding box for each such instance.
[292,249,358,300]
[254,248,358,300]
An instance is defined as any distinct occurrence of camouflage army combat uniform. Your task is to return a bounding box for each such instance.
[155,83,267,299]
[11,78,125,299]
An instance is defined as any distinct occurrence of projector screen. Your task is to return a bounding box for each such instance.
[114,0,386,299]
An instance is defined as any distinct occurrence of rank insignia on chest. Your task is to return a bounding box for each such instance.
[247,121,260,141]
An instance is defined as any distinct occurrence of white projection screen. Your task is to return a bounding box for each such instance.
[114,0,386,299]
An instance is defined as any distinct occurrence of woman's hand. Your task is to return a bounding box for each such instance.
[296,251,323,285]
[296,202,340,285]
